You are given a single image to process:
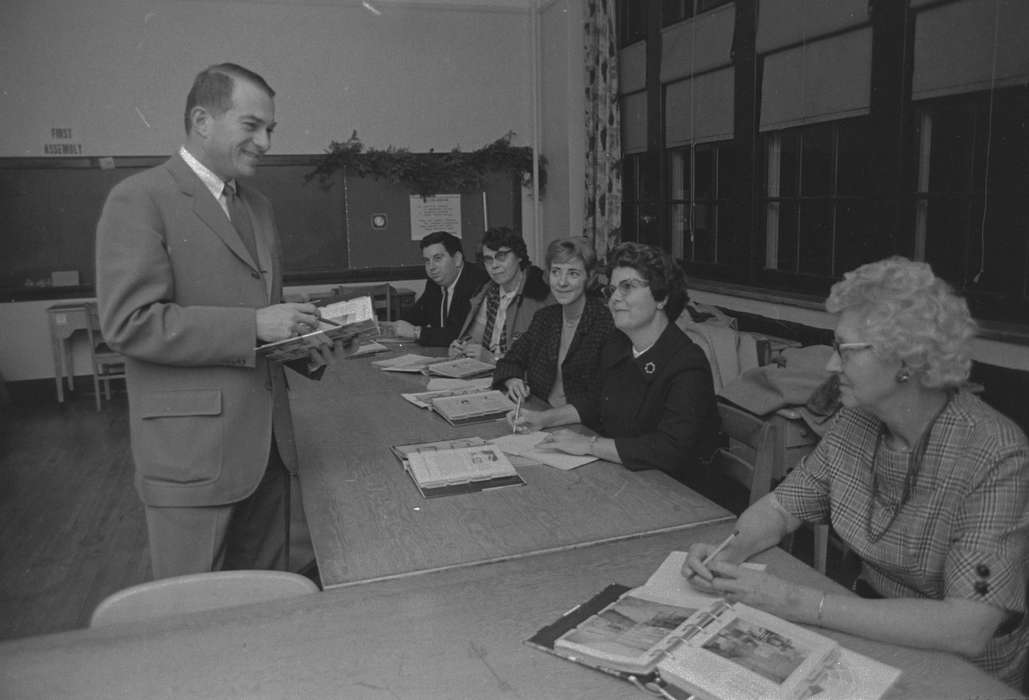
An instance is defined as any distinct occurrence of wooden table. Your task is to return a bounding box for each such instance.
[45,302,95,402]
[290,351,734,588]
[0,521,1016,699]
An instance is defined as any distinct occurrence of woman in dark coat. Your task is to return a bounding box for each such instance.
[510,242,719,482]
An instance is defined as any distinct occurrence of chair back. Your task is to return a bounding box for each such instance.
[712,401,777,507]
[89,570,319,627]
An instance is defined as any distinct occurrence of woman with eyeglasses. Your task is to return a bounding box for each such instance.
[491,236,614,409]
[509,241,719,483]
[449,227,553,362]
[683,256,1028,689]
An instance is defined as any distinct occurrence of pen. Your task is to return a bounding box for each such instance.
[512,395,522,434]
[686,529,739,581]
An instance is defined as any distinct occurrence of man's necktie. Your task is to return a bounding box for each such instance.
[440,285,449,327]
[224,182,260,265]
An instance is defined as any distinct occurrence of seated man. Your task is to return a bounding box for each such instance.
[392,231,488,347]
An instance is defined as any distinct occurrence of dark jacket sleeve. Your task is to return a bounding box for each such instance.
[492,306,551,389]
[614,351,717,478]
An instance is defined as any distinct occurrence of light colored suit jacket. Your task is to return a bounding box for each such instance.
[96,154,298,508]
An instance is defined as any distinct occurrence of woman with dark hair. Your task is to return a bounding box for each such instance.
[492,236,613,408]
[450,226,552,361]
[511,241,719,482]
[683,257,1028,689]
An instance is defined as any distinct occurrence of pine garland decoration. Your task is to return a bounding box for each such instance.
[306,131,545,197]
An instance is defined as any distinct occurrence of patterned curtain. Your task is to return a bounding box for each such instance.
[583,0,622,262]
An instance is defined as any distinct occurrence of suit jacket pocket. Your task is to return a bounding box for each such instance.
[137,389,224,485]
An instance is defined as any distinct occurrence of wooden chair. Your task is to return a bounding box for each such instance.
[714,400,834,574]
[333,283,395,321]
[712,401,778,509]
[89,570,319,627]
[85,304,125,411]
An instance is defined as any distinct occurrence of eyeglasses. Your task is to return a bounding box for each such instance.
[482,249,514,266]
[602,278,650,299]
[832,339,874,361]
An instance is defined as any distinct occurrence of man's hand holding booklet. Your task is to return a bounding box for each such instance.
[257,296,379,375]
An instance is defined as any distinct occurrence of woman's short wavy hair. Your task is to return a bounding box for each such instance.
[827,256,977,388]
[606,242,688,321]
[481,226,530,270]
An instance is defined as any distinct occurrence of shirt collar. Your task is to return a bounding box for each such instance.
[179,146,231,200]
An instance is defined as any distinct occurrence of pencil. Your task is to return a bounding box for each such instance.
[686,529,739,581]
[512,396,522,434]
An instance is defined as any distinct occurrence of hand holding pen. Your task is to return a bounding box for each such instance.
[683,530,739,583]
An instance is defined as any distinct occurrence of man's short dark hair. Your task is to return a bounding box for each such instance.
[419,231,463,256]
[184,63,275,134]
[481,227,529,269]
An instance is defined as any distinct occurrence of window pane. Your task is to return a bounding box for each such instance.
[801,123,834,197]
[837,120,871,196]
[835,200,875,274]
[779,132,800,198]
[928,106,975,193]
[692,202,716,263]
[694,148,715,200]
[670,203,687,259]
[797,200,833,275]
[663,0,686,26]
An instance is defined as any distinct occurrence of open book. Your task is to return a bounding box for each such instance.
[528,551,901,700]
[430,389,515,426]
[391,438,525,498]
[257,296,379,364]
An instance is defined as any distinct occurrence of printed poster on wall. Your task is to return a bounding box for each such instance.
[410,194,462,241]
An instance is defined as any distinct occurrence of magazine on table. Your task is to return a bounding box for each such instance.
[391,438,524,498]
[430,389,515,426]
[527,551,900,700]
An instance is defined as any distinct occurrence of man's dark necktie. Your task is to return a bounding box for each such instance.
[440,285,449,327]
[225,182,260,265]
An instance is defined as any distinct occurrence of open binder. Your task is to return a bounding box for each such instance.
[527,552,900,700]
[391,438,525,498]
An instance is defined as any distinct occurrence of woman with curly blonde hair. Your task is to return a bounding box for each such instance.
[683,257,1029,689]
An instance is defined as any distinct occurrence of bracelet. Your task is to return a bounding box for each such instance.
[816,592,826,624]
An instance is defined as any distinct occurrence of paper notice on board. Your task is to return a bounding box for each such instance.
[410,194,462,241]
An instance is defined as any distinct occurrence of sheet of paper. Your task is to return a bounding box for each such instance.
[426,376,493,391]
[491,431,597,471]
[372,353,436,371]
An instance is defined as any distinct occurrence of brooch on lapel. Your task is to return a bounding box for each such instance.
[644,361,656,375]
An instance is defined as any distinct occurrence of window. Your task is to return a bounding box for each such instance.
[911,87,1029,322]
[617,1,647,47]
[621,152,660,245]
[760,118,873,292]
[667,142,734,267]
[662,0,733,26]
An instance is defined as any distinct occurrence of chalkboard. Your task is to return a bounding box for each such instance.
[0,155,520,297]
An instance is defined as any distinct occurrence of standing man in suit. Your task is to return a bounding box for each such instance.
[96,63,329,579]
[392,231,488,346]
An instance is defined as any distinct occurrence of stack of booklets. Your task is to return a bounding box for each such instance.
[256,296,379,364]
[528,551,901,700]
[401,379,495,410]
[372,353,438,373]
[391,438,525,498]
[424,357,496,379]
[429,389,515,426]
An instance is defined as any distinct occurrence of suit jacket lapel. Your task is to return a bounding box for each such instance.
[165,154,261,274]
